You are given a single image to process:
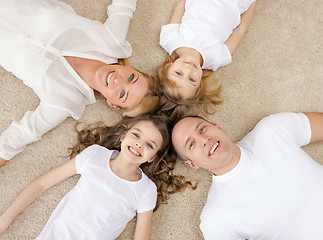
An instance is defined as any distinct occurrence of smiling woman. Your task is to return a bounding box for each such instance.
[0,0,160,167]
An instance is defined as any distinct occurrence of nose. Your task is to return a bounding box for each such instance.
[197,135,209,147]
[135,142,142,148]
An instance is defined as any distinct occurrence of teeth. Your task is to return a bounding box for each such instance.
[106,72,114,86]
[209,142,219,155]
[129,146,140,156]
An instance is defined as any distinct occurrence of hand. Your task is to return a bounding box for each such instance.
[0,215,11,235]
[0,157,9,167]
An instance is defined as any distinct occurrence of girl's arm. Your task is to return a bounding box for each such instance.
[224,2,256,55]
[169,0,186,24]
[0,158,77,234]
[133,210,153,240]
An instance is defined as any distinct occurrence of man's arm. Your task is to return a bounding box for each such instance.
[169,0,186,24]
[303,112,323,144]
[225,2,256,55]
[0,159,76,234]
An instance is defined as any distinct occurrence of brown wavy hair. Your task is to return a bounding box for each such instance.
[158,54,222,117]
[68,114,196,210]
[117,58,160,117]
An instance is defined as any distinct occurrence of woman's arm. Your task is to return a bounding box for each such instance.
[224,2,256,55]
[0,158,77,234]
[169,0,186,24]
[0,103,69,163]
[133,210,153,240]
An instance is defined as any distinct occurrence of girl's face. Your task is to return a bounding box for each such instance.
[94,65,149,111]
[166,57,203,100]
[120,121,163,165]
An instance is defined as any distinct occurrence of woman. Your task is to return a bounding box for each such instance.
[0,0,159,167]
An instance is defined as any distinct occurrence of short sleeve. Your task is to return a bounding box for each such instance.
[201,43,232,71]
[75,145,98,174]
[159,23,181,55]
[137,182,157,213]
[253,112,312,147]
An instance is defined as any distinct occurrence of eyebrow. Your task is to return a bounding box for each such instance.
[184,121,203,149]
[123,74,139,104]
[133,128,158,148]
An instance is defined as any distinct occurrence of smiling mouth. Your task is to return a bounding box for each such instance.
[128,146,141,157]
[106,71,115,86]
[209,141,219,156]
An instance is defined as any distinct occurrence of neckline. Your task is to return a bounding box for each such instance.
[107,151,143,184]
[213,145,245,183]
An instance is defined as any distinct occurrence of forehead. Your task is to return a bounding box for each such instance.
[172,117,206,144]
[130,121,163,142]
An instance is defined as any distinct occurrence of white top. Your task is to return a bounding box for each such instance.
[36,145,157,240]
[0,0,136,160]
[160,0,255,70]
[200,113,323,239]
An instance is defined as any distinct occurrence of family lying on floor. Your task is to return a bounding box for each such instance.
[0,0,322,239]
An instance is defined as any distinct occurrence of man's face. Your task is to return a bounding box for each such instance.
[172,117,236,175]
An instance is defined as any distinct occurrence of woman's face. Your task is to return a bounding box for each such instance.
[95,65,149,110]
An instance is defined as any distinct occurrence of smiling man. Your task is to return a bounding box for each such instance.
[171,112,323,239]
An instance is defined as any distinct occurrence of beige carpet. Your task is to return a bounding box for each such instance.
[0,0,322,239]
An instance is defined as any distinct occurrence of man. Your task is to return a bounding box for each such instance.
[171,112,323,239]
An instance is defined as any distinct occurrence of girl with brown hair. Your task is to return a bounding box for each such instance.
[0,115,195,239]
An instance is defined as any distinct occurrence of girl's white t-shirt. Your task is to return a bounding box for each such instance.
[160,0,255,71]
[36,145,157,240]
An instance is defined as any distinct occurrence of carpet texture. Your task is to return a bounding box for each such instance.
[0,0,322,239]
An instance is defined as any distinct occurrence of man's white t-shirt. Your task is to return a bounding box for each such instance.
[200,113,323,239]
[36,145,157,240]
[160,0,256,71]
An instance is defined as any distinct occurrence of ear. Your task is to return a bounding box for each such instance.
[185,160,200,170]
[107,100,120,110]
[120,134,124,142]
[148,155,156,163]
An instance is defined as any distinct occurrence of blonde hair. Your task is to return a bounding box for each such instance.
[158,54,222,116]
[117,59,160,117]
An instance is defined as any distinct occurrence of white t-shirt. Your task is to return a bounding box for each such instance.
[160,0,255,71]
[36,145,157,240]
[0,0,136,160]
[200,113,323,239]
